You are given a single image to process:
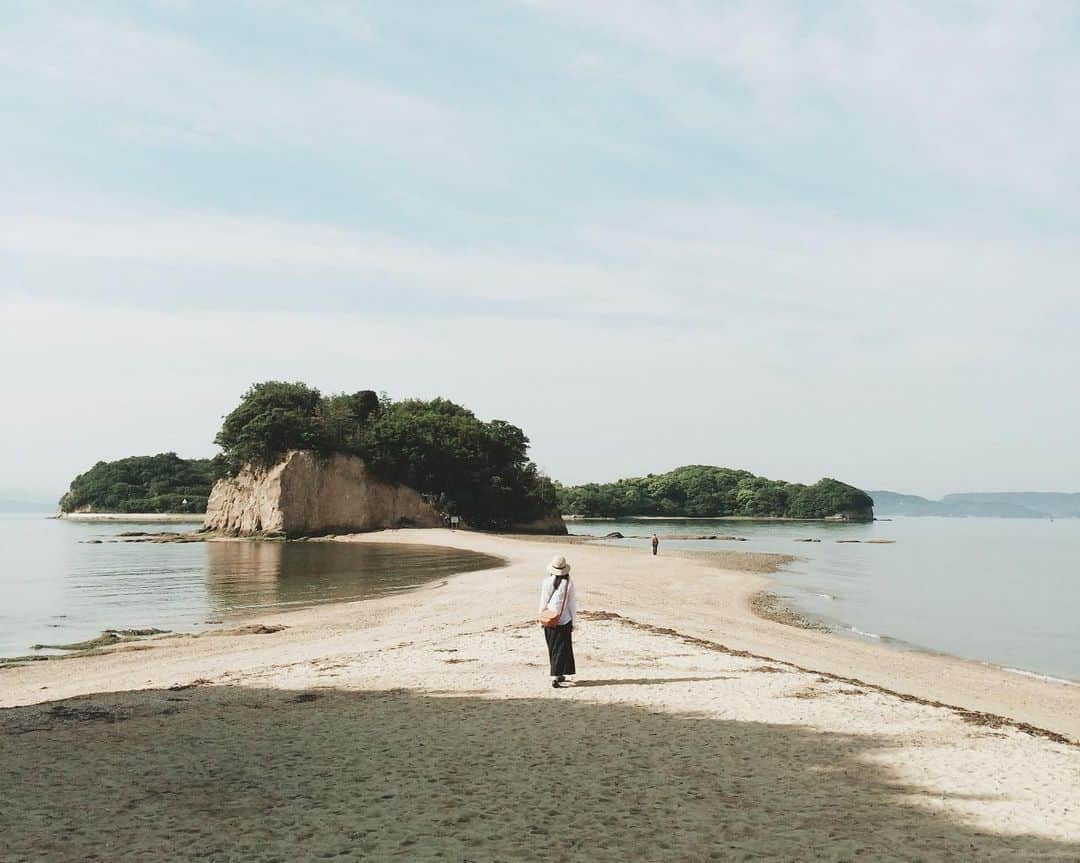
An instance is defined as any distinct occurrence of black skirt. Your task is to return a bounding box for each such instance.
[544,622,575,677]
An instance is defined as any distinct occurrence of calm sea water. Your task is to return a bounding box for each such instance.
[0,514,502,658]
[571,516,1080,683]
[5,514,1076,682]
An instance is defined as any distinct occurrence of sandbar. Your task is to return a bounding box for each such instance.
[2,529,1077,860]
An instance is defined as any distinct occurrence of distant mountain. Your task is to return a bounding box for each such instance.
[942,492,1080,519]
[869,490,1075,518]
[868,491,955,517]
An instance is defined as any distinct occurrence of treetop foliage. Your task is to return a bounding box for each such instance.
[213,381,557,529]
[556,465,873,520]
[59,453,214,514]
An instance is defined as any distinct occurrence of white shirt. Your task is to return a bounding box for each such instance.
[539,575,576,626]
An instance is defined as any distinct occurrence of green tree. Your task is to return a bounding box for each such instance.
[214,381,324,473]
[59,453,215,513]
[210,383,557,528]
[556,466,872,520]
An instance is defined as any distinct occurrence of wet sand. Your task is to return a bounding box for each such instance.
[2,529,1078,860]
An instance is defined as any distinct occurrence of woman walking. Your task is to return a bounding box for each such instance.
[538,555,576,688]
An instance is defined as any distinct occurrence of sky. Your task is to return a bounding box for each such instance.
[2,0,1079,502]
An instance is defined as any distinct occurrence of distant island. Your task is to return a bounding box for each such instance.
[871,490,1080,518]
[59,453,215,514]
[557,466,873,520]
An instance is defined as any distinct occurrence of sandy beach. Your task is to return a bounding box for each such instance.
[2,529,1078,861]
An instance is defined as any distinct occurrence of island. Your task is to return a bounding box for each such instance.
[557,465,873,520]
[59,453,215,515]
[59,384,873,532]
[57,382,565,535]
[203,381,565,536]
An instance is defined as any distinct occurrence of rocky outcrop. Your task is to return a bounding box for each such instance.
[507,511,569,535]
[203,451,443,537]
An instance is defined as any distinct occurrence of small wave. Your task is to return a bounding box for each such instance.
[848,626,881,640]
[1000,666,1079,687]
[814,593,835,600]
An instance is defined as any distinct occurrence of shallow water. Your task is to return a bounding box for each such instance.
[0,515,502,658]
[571,516,1080,683]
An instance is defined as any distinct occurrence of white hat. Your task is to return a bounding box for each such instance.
[548,555,571,576]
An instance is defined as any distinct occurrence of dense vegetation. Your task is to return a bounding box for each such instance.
[214,381,558,529]
[59,453,215,514]
[557,466,873,520]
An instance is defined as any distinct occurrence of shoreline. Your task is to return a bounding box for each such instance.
[746,574,1080,689]
[565,514,870,522]
[3,529,1077,739]
[16,525,1080,701]
[57,512,206,523]
[586,527,1080,690]
[2,529,1077,855]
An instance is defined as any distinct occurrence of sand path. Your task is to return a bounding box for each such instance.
[2,530,1078,860]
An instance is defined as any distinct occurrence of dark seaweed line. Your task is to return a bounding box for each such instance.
[578,610,1077,748]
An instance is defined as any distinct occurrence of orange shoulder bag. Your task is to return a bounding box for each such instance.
[539,577,570,628]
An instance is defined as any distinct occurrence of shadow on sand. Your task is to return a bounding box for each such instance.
[1,687,1075,861]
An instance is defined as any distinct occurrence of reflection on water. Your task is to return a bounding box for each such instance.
[0,515,502,657]
[204,541,503,613]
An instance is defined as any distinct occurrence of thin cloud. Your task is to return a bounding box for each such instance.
[5,200,1078,359]
[0,9,470,164]
[0,208,673,317]
[2,2,1078,496]
[522,0,1080,204]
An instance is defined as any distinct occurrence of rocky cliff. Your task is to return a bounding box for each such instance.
[506,513,569,535]
[203,451,444,537]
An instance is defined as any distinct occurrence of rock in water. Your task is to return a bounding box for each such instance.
[202,450,444,537]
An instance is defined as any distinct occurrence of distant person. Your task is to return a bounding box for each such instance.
[538,555,576,688]
[651,534,659,556]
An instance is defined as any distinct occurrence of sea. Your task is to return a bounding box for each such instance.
[0,513,501,659]
[2,514,1076,684]
[569,515,1080,684]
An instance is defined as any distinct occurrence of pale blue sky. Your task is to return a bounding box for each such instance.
[2,1,1079,500]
